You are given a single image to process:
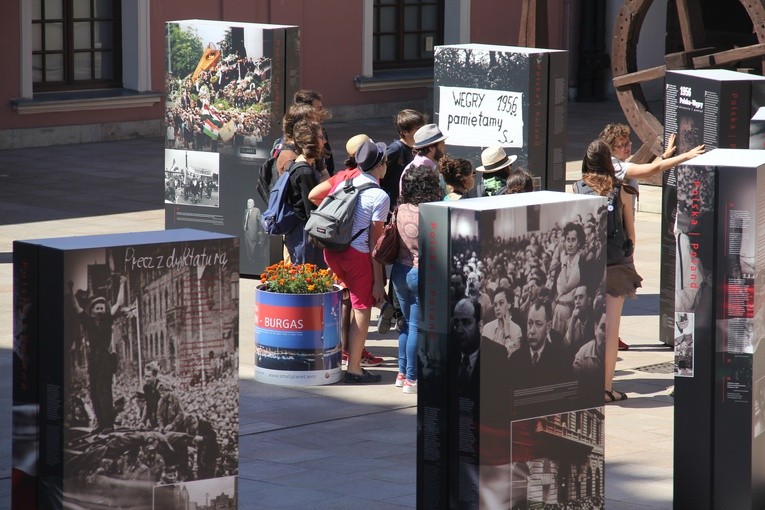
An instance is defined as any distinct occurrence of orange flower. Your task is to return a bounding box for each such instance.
[260,261,335,294]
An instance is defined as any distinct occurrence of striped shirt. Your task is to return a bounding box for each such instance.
[349,172,390,253]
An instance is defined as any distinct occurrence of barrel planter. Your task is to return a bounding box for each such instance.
[254,285,343,385]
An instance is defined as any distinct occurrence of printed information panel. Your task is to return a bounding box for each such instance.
[434,44,568,191]
[660,69,765,347]
[164,20,299,277]
[418,192,606,509]
[674,149,765,509]
[13,229,240,510]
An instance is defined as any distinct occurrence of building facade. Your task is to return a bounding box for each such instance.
[3,0,589,148]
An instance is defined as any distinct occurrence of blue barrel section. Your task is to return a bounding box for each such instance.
[254,286,342,385]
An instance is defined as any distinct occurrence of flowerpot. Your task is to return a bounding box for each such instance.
[254,285,343,385]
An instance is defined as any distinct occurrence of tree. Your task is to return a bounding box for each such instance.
[167,24,204,78]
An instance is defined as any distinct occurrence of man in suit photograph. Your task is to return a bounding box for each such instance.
[243,198,265,265]
[509,298,569,390]
[451,298,512,509]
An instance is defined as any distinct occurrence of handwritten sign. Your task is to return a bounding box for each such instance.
[438,86,524,148]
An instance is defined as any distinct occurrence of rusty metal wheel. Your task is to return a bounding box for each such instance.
[611,0,765,163]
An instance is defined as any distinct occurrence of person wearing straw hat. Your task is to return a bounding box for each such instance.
[308,134,385,369]
[308,134,370,206]
[474,145,518,197]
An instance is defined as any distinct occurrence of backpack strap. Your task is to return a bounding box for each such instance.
[572,180,589,194]
[286,159,311,175]
[341,179,380,241]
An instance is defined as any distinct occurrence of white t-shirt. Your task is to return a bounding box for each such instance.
[612,156,639,213]
[349,172,390,253]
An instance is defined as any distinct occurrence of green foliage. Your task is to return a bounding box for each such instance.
[167,24,204,78]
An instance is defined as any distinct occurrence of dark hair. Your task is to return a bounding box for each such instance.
[494,285,511,303]
[282,104,319,141]
[395,109,428,136]
[455,298,481,323]
[530,298,553,321]
[581,140,617,196]
[292,120,324,160]
[400,165,443,205]
[440,156,474,192]
[562,221,586,250]
[505,168,534,194]
[294,89,322,105]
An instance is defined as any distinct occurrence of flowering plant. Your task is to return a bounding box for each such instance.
[259,261,335,294]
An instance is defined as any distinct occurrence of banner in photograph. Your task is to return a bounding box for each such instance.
[438,86,524,148]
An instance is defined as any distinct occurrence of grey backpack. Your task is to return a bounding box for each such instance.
[305,178,377,251]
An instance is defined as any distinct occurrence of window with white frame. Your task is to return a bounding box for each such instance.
[32,0,122,91]
[373,0,444,70]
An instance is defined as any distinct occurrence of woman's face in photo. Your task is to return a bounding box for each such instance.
[564,230,580,255]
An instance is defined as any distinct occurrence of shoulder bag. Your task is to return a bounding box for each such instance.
[372,207,400,265]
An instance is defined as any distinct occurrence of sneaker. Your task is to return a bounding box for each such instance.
[341,350,349,366]
[360,349,384,367]
[402,379,417,394]
[376,302,395,334]
[395,373,406,387]
[344,368,382,384]
[618,338,630,351]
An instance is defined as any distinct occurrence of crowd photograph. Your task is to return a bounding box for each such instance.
[165,22,274,154]
[447,201,608,419]
[59,242,239,508]
[164,149,220,207]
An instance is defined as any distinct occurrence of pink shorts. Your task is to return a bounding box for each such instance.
[325,247,374,309]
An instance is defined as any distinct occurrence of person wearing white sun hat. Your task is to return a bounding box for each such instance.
[474,145,518,197]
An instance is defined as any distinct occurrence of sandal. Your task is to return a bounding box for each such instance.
[605,388,628,403]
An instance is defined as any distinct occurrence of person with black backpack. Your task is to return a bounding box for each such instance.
[573,139,641,403]
[323,139,391,383]
[283,119,327,267]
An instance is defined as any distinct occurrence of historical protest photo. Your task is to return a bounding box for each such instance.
[165,21,273,156]
[61,239,239,508]
[165,149,221,207]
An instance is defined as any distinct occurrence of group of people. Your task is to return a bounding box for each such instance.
[270,92,539,391]
[164,173,218,205]
[78,360,235,485]
[165,52,273,152]
[448,122,703,404]
[270,88,707,402]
